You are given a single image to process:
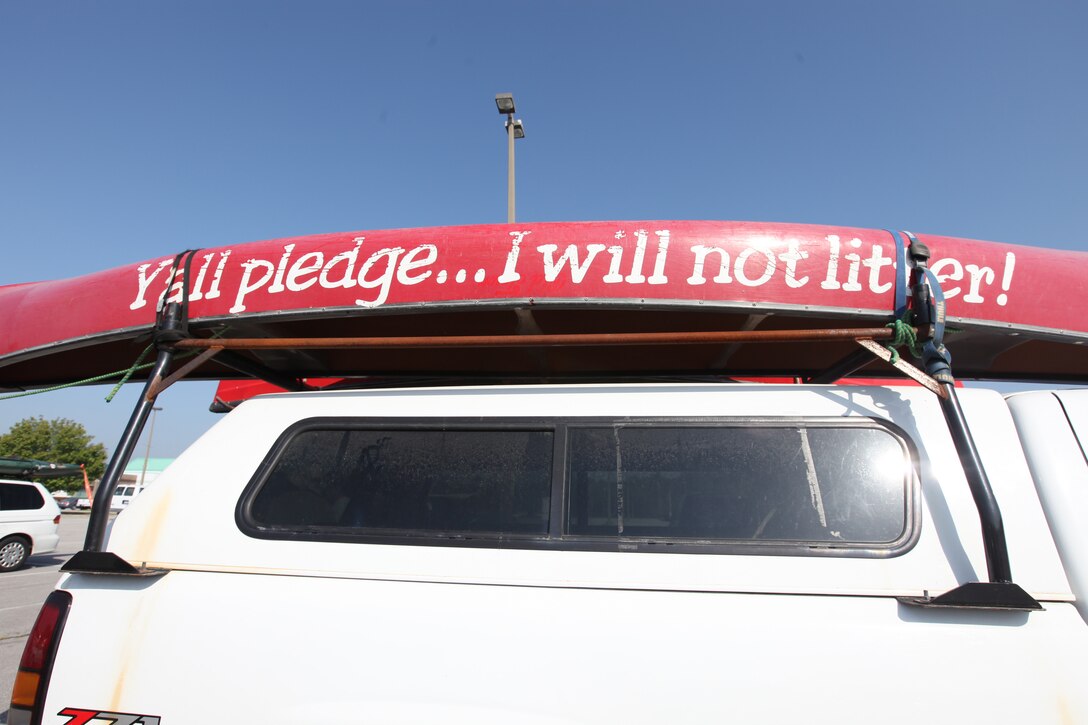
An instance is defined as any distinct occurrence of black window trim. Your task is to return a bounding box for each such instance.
[236,416,921,559]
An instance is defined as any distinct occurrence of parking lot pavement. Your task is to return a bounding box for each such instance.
[1,513,89,725]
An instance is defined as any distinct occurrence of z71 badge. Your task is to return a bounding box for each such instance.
[58,708,161,725]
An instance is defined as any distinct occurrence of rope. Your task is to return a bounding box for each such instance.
[885,316,922,364]
[2,249,215,405]
[105,344,156,402]
[0,350,158,402]
[0,335,217,403]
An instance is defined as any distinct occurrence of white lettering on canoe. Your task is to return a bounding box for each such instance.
[996,252,1015,306]
[127,229,1019,318]
[319,238,364,290]
[624,229,649,284]
[204,251,231,301]
[187,253,215,302]
[821,235,842,290]
[686,246,733,285]
[603,245,625,284]
[129,259,173,310]
[841,238,864,292]
[286,252,325,292]
[355,247,405,308]
[862,245,894,294]
[931,257,964,300]
[648,230,670,285]
[778,240,809,289]
[734,243,776,287]
[230,259,276,313]
[397,245,437,286]
[267,244,296,294]
[536,243,608,283]
[497,231,531,283]
[963,264,995,304]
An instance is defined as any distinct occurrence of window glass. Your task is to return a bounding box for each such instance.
[565,425,907,544]
[0,482,45,511]
[242,418,914,555]
[250,428,553,535]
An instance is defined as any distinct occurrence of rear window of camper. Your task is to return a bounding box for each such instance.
[240,418,916,556]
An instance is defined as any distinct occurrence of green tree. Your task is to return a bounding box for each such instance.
[0,417,108,492]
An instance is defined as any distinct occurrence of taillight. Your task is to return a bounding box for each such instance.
[53,515,61,525]
[9,590,72,725]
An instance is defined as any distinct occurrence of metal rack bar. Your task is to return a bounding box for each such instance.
[172,326,908,351]
[81,310,179,553]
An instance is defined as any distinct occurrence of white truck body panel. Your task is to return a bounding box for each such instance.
[44,572,1088,725]
[25,385,1088,723]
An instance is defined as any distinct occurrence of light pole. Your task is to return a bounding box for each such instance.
[139,406,162,487]
[495,93,525,223]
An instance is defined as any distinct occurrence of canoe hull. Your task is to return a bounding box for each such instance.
[2,221,1085,387]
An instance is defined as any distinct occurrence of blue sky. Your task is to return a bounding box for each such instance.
[1,1,1085,457]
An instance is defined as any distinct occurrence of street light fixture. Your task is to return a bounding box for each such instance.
[495,93,516,115]
[495,92,525,223]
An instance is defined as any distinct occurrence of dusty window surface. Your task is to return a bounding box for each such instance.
[243,418,913,554]
[565,425,907,544]
[250,428,553,535]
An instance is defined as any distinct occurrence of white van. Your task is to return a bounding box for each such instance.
[0,479,61,572]
[109,483,145,511]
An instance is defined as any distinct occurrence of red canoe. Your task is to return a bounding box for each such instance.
[1,220,1086,388]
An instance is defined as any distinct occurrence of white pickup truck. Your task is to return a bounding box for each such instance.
[9,382,1088,724]
[6,221,1088,724]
